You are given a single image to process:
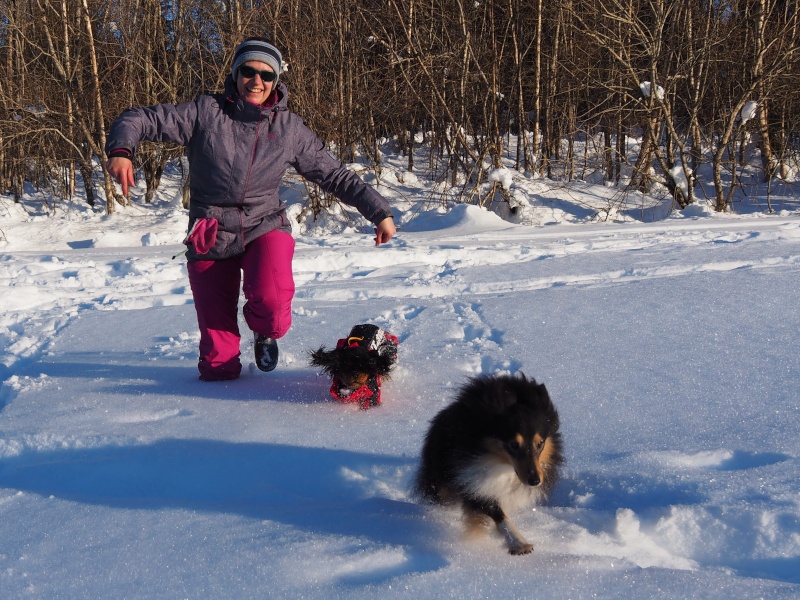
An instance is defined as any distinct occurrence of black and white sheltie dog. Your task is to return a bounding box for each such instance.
[415,373,563,555]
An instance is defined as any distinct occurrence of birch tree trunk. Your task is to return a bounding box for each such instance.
[80,0,119,213]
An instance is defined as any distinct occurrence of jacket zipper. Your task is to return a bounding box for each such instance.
[239,108,265,250]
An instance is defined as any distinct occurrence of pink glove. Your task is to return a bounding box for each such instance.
[185,218,218,255]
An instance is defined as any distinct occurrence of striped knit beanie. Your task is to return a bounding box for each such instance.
[231,38,283,81]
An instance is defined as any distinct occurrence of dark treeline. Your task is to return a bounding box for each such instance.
[1,0,798,214]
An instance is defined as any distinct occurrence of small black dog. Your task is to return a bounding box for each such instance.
[415,373,563,555]
[309,324,398,410]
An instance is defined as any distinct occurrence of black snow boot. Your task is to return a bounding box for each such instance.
[254,333,279,372]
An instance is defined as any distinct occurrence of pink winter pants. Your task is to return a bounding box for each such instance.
[187,230,295,381]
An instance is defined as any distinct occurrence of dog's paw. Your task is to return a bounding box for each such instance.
[498,520,533,555]
[508,542,534,555]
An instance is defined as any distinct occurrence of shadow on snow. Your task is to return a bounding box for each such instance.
[0,438,448,583]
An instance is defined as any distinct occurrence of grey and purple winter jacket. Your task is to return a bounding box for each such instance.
[105,78,392,261]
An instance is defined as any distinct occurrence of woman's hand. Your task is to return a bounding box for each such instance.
[374,217,396,246]
[106,156,136,196]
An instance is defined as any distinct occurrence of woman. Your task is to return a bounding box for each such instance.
[106,37,395,381]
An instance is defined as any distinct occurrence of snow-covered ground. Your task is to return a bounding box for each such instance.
[1,147,800,598]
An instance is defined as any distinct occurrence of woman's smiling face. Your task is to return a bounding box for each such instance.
[236,60,275,105]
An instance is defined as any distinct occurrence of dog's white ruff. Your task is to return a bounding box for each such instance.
[455,455,544,514]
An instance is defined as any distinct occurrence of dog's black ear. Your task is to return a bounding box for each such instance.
[517,378,555,409]
[309,346,341,375]
[536,383,560,432]
[371,350,398,377]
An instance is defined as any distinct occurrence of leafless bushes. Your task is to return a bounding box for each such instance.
[1,0,798,214]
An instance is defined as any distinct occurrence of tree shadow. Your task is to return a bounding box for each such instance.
[0,438,448,583]
[11,349,336,404]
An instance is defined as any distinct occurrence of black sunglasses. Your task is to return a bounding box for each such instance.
[238,65,277,82]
